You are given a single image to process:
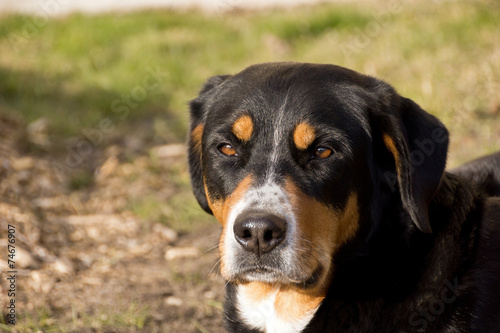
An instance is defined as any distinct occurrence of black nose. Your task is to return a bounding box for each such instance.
[233,211,287,255]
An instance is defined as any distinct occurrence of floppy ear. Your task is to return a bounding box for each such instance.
[188,75,231,214]
[371,96,449,233]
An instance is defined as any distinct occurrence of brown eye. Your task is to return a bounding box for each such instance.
[313,147,332,159]
[218,144,238,157]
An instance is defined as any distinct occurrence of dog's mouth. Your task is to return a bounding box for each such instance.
[233,265,323,289]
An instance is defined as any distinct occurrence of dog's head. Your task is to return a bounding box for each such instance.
[188,62,448,292]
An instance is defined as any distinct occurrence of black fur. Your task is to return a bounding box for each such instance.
[188,62,500,332]
[450,152,500,197]
[188,75,231,213]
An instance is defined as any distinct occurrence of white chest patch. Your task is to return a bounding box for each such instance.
[236,285,318,333]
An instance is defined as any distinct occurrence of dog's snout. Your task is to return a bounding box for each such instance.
[233,211,287,255]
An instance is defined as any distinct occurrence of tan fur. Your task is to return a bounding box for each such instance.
[232,115,254,142]
[293,122,316,150]
[285,180,360,275]
[382,133,402,175]
[191,124,204,154]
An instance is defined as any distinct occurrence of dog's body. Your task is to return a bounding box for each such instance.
[188,62,500,332]
[450,152,500,197]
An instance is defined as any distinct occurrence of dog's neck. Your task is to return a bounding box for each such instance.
[235,282,325,333]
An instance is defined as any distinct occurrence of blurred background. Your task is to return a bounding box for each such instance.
[0,0,498,331]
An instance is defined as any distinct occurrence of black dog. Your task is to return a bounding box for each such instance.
[188,62,500,332]
[450,152,500,197]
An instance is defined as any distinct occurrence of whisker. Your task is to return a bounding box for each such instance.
[218,280,231,296]
[298,236,330,262]
[202,244,221,255]
[207,257,222,278]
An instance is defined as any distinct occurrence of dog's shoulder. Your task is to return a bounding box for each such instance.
[473,196,500,331]
[482,196,500,234]
[477,196,500,267]
[450,152,500,197]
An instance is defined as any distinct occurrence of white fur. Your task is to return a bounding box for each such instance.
[223,179,297,281]
[268,89,289,179]
[236,285,318,333]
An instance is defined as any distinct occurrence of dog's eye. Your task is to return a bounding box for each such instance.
[313,147,332,159]
[218,144,238,157]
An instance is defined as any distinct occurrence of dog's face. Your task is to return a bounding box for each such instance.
[189,63,449,293]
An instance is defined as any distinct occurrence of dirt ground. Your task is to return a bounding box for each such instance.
[0,113,226,332]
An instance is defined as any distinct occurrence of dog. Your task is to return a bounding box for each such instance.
[450,152,500,197]
[188,62,500,332]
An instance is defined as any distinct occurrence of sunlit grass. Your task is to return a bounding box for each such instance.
[8,303,151,332]
[129,191,211,233]
[0,1,498,164]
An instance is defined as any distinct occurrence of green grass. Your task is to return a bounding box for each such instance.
[3,307,57,332]
[129,187,210,233]
[6,303,151,332]
[127,153,211,233]
[1,2,498,161]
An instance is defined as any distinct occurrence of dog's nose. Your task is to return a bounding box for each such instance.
[233,211,287,255]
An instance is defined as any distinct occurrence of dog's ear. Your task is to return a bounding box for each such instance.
[188,75,231,214]
[371,96,449,233]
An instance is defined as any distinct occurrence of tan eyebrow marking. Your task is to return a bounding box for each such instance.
[293,122,316,150]
[232,115,254,142]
